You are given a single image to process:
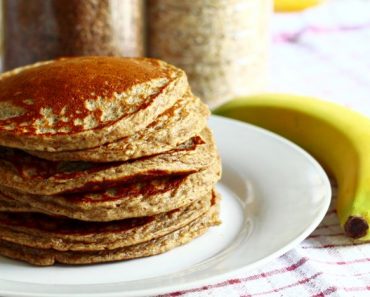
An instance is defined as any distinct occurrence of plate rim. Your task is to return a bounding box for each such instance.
[0,115,332,297]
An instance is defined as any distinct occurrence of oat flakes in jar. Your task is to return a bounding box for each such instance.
[2,0,145,71]
[148,0,272,108]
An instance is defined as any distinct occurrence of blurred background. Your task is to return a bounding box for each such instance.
[1,0,369,112]
[270,0,370,116]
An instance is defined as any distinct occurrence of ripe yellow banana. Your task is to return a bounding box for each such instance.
[274,0,324,12]
[214,94,370,241]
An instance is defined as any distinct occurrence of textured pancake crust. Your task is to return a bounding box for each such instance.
[0,57,188,151]
[26,91,209,162]
[0,157,221,221]
[0,200,220,266]
[0,193,213,251]
[0,128,216,195]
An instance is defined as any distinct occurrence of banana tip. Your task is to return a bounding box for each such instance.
[344,216,369,239]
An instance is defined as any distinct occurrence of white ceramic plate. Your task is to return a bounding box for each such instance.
[0,116,331,297]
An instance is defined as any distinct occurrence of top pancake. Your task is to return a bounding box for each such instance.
[0,56,188,151]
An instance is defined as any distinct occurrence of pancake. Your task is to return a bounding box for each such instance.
[0,157,221,221]
[0,199,220,266]
[0,56,223,267]
[0,192,214,251]
[0,128,216,195]
[0,197,31,213]
[26,91,209,162]
[0,57,188,152]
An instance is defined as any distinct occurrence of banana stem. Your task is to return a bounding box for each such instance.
[344,216,368,238]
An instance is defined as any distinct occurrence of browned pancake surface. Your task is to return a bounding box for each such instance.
[0,156,221,221]
[26,92,209,162]
[0,199,220,266]
[0,57,188,151]
[0,193,214,251]
[0,128,216,195]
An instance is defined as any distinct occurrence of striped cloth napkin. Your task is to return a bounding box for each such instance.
[162,1,370,296]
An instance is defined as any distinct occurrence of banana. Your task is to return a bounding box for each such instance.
[274,0,324,12]
[214,94,370,241]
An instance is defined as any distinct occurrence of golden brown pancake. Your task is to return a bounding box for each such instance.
[0,128,216,195]
[26,91,209,162]
[0,57,188,151]
[0,157,221,221]
[0,196,220,266]
[0,192,214,251]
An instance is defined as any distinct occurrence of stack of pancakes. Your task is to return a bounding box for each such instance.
[0,57,221,266]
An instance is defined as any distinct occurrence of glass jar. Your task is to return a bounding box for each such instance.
[148,0,272,108]
[2,0,145,70]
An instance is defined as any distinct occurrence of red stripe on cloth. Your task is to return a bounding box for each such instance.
[302,243,362,249]
[312,257,370,265]
[158,258,308,296]
[273,24,370,42]
[343,286,370,292]
[311,287,337,297]
[227,279,241,285]
[167,293,182,297]
[312,285,370,297]
[307,233,344,239]
[327,271,370,277]
[240,272,322,297]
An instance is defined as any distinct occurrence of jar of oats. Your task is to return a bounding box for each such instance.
[2,0,145,71]
[148,0,272,108]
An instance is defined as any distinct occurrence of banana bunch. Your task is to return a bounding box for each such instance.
[214,94,370,241]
